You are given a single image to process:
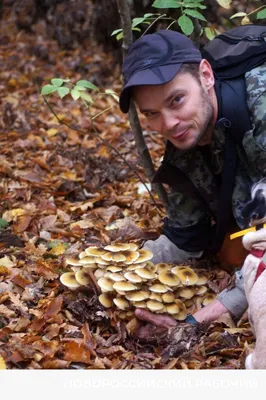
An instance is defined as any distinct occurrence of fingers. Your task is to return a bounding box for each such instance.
[134,308,177,328]
[135,323,168,339]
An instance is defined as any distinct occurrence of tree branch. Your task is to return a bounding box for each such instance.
[116,0,169,210]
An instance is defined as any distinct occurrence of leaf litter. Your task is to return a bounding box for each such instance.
[0,8,255,369]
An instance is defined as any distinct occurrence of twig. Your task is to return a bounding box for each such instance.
[43,97,164,216]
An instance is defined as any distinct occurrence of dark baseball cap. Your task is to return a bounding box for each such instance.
[119,30,202,113]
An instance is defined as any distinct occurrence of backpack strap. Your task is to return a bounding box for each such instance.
[211,76,252,252]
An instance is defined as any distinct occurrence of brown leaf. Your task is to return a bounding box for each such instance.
[61,339,92,364]
[44,295,63,319]
[41,359,71,369]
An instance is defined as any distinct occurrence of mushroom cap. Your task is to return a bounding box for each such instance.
[98,277,114,292]
[124,271,143,283]
[132,301,147,308]
[113,281,137,292]
[202,293,216,306]
[75,269,91,286]
[85,247,106,257]
[158,271,180,287]
[106,265,123,273]
[107,273,126,282]
[100,252,113,262]
[135,267,156,280]
[162,292,176,303]
[173,303,187,320]
[195,285,208,295]
[145,261,157,273]
[95,257,109,265]
[128,243,139,251]
[172,266,198,286]
[60,272,81,289]
[178,287,195,299]
[133,249,153,264]
[156,263,171,274]
[81,262,97,269]
[79,251,88,259]
[65,257,83,266]
[147,300,164,312]
[126,262,146,271]
[149,283,168,293]
[195,275,208,285]
[123,250,140,263]
[125,290,150,302]
[113,297,130,310]
[104,243,132,252]
[149,292,162,302]
[78,256,97,265]
[94,268,105,279]
[166,302,181,315]
[99,293,113,308]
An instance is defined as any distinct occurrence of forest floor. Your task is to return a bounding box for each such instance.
[0,9,255,370]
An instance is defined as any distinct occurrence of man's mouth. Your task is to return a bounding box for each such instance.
[171,127,189,140]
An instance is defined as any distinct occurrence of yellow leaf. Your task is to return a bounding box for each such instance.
[70,220,94,229]
[0,255,15,268]
[0,355,6,370]
[2,208,26,222]
[216,0,232,9]
[46,128,59,137]
[60,171,77,180]
[241,16,251,25]
[49,243,67,256]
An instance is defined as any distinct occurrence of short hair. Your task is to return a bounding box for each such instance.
[179,63,200,81]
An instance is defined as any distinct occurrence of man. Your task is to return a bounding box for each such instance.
[119,29,266,337]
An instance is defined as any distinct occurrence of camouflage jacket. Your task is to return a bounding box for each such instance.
[153,62,266,252]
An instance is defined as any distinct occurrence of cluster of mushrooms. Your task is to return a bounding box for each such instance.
[60,243,217,321]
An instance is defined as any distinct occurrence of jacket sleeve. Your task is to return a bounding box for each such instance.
[243,63,266,175]
[216,267,248,319]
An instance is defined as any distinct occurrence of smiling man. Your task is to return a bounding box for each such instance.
[119,30,266,335]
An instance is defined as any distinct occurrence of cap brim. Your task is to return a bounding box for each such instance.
[119,63,182,113]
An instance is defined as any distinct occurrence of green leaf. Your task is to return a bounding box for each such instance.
[184,9,207,21]
[256,8,266,19]
[105,89,119,102]
[230,12,247,19]
[57,87,70,99]
[178,15,194,35]
[76,80,99,91]
[183,3,206,9]
[51,78,64,87]
[132,17,153,28]
[152,0,181,9]
[116,31,124,41]
[80,92,93,103]
[73,85,86,91]
[204,27,217,40]
[0,218,8,230]
[41,84,58,95]
[132,27,142,32]
[216,0,232,9]
[111,28,122,36]
[71,89,81,100]
[144,13,159,18]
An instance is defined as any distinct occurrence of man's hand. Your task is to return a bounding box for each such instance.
[134,308,177,339]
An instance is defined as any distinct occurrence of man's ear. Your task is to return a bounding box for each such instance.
[199,59,215,90]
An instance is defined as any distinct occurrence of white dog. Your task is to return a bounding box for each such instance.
[241,178,266,369]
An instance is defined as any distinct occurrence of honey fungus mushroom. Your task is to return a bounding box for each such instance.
[60,272,81,289]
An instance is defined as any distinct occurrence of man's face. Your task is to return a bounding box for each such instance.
[132,65,216,150]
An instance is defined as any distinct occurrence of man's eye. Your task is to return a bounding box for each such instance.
[172,95,183,105]
[144,111,157,118]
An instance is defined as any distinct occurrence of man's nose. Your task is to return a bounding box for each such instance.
[161,111,180,131]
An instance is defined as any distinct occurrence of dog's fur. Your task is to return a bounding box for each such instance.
[241,178,266,226]
[241,178,266,369]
